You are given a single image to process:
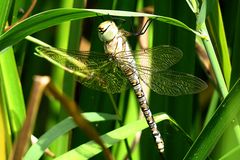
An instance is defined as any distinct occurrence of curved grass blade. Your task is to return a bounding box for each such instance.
[54,113,169,160]
[0,9,97,51]
[0,9,204,51]
[52,112,194,160]
[24,112,119,160]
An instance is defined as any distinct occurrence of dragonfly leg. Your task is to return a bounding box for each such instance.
[132,18,153,36]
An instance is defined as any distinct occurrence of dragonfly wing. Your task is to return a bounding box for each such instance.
[122,45,183,72]
[35,46,129,93]
[139,69,207,96]
[77,62,129,94]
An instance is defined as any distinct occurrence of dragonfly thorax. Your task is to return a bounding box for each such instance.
[98,21,118,42]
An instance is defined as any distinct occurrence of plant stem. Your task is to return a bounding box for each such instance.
[201,23,228,98]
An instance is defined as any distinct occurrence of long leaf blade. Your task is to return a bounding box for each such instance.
[0,8,203,51]
[184,79,240,160]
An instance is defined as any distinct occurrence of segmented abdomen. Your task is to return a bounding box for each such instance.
[119,59,164,152]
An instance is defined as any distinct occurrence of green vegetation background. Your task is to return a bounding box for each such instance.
[1,0,240,160]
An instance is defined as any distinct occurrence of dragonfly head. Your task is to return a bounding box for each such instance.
[98,21,118,42]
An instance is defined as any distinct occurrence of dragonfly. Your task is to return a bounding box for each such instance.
[35,20,207,153]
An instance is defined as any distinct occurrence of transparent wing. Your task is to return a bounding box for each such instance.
[139,69,207,96]
[35,46,206,95]
[116,45,206,96]
[77,63,129,94]
[120,45,183,71]
[35,46,129,93]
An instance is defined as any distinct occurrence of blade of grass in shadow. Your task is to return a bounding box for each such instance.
[150,1,173,159]
[183,79,240,160]
[166,1,197,159]
[0,8,205,51]
[230,0,240,88]
[151,1,198,159]
[24,112,119,159]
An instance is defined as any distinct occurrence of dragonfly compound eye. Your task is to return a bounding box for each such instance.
[98,21,118,42]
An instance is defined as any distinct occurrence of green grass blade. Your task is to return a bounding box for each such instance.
[218,146,240,160]
[0,8,204,51]
[201,26,228,97]
[24,112,119,160]
[183,79,240,160]
[206,0,231,89]
[197,1,228,97]
[0,47,26,137]
[0,9,96,51]
[54,113,169,160]
[185,0,199,14]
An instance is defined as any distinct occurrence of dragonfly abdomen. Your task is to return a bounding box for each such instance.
[135,81,164,152]
[121,64,165,152]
